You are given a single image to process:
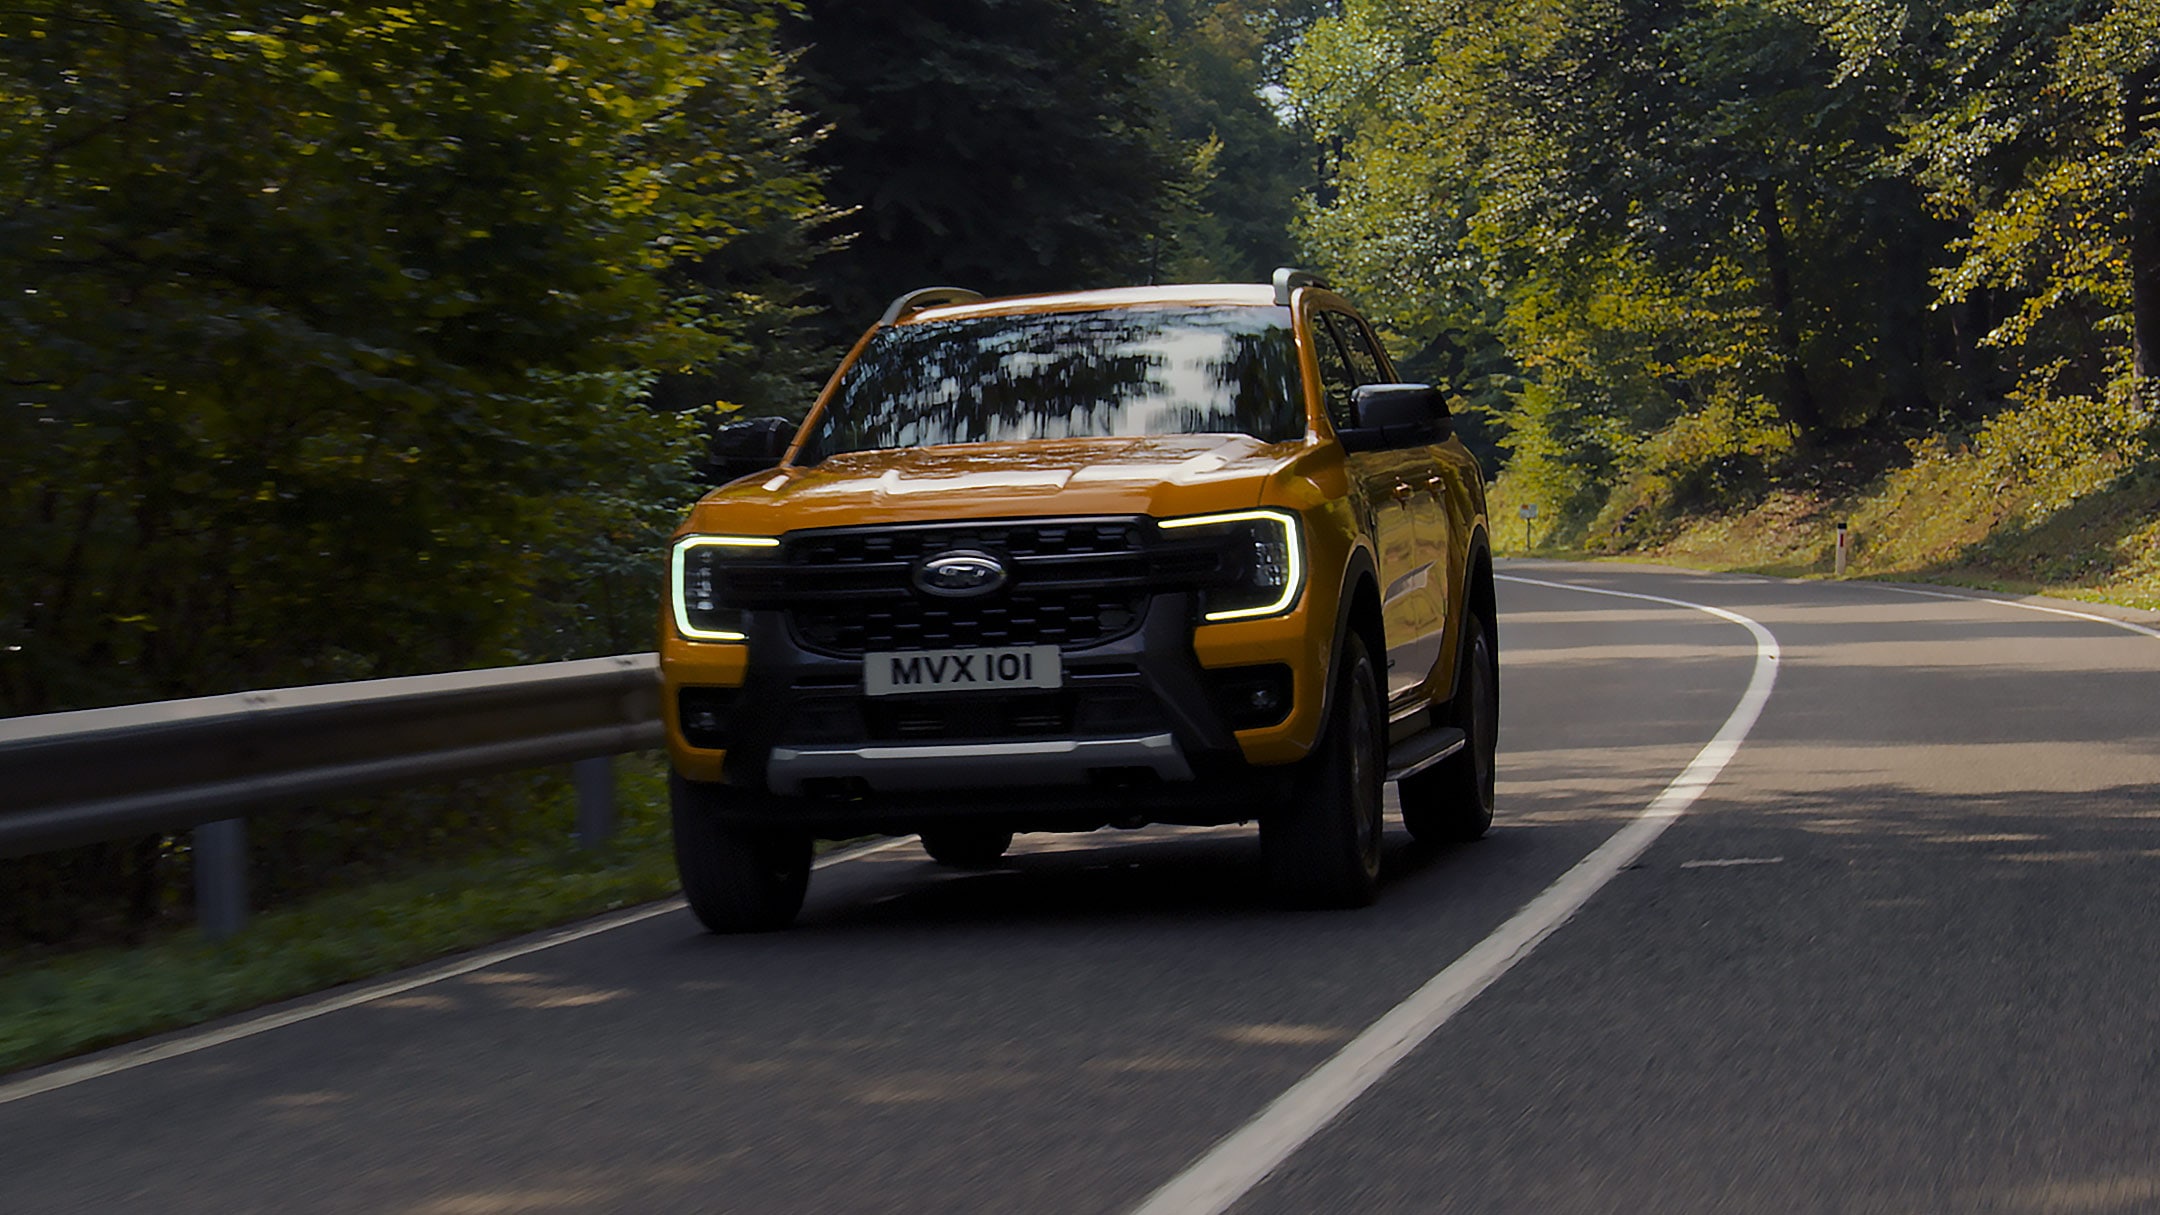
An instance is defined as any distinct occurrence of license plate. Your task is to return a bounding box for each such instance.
[863,645,1062,696]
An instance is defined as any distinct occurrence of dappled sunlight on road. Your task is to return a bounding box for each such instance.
[1985,1171,2160,1212]
[372,994,461,1012]
[1499,642,1745,667]
[1213,1023,1349,1047]
[851,1067,1039,1106]
[409,1174,693,1215]
[463,971,631,1010]
[1725,739,2159,798]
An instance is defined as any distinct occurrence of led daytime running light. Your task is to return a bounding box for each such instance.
[670,535,779,641]
[1158,509,1304,621]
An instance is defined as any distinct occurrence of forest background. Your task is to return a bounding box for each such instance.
[5,0,2156,945]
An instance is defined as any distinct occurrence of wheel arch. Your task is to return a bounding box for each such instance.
[1446,530,1499,710]
[1315,545,1384,744]
[1467,530,1497,647]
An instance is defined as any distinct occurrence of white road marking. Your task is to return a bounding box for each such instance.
[0,836,914,1106]
[1680,856,1785,868]
[1873,584,2160,640]
[1129,573,1781,1215]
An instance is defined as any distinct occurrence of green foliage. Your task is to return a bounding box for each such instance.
[1286,0,2158,532]
[1870,372,2154,534]
[1629,379,2160,609]
[790,0,1180,341]
[0,0,829,950]
[1901,0,2160,391]
[1134,0,1313,280]
[0,0,824,714]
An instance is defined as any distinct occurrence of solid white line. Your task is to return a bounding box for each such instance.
[0,835,915,1107]
[1129,573,1781,1215]
[1871,584,2160,640]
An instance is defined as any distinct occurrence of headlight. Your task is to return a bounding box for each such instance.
[670,535,780,641]
[1158,509,1304,621]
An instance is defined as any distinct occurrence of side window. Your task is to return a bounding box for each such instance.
[1327,312,1388,386]
[1308,317,1359,431]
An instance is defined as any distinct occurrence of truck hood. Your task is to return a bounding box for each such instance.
[685,434,1313,535]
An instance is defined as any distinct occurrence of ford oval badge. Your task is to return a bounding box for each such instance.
[915,550,1009,598]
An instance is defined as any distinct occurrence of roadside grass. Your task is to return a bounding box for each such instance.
[0,759,689,1077]
[1489,397,2160,613]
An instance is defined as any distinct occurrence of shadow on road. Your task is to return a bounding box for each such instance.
[785,824,1493,934]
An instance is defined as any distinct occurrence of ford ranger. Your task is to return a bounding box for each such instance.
[660,270,1496,931]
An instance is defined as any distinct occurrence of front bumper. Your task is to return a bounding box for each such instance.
[662,591,1316,829]
[767,732,1192,795]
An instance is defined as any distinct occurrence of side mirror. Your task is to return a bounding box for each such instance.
[700,416,796,485]
[1338,383,1452,452]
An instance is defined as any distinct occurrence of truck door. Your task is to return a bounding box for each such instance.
[1310,311,1443,704]
[1326,312,1453,705]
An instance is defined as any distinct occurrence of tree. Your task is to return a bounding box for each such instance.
[0,0,829,944]
[1287,0,2009,532]
[0,0,826,715]
[789,0,1178,340]
[1133,0,1313,281]
[1902,0,2160,398]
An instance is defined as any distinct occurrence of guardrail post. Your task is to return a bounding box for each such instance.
[194,818,248,941]
[574,756,615,848]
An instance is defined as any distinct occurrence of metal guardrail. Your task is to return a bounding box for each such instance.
[0,654,664,937]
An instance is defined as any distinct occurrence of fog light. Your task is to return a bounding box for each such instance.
[1204,663,1294,730]
[677,687,739,748]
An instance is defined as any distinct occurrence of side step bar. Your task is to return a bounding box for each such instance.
[1385,725,1466,782]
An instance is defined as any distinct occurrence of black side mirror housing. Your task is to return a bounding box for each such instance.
[1337,383,1452,452]
[700,416,796,485]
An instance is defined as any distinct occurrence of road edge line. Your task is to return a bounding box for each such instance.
[1128,573,1782,1215]
[1870,583,2160,640]
[0,836,915,1106]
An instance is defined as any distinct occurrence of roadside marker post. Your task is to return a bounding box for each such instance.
[1835,521,1849,578]
[186,759,617,943]
[1519,503,1538,552]
[574,756,616,848]
[194,818,248,942]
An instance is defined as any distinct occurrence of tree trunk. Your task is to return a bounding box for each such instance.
[2133,196,2160,386]
[1875,181,1933,425]
[2128,66,2160,394]
[1755,176,1824,432]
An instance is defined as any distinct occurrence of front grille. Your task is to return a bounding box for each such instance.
[792,519,1145,564]
[721,517,1223,658]
[794,590,1143,654]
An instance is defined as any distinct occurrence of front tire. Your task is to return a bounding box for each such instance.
[669,774,812,933]
[1262,633,1385,908]
[1400,611,1498,843]
[919,827,1013,868]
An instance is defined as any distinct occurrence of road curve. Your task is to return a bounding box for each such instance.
[4,561,2156,1214]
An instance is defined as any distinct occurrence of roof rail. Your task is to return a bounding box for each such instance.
[878,286,985,326]
[1271,267,1329,306]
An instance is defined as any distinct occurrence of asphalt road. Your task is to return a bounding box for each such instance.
[5,561,2158,1214]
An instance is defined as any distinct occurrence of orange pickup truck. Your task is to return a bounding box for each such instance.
[660,270,1496,930]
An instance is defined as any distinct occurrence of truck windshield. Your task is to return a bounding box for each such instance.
[802,304,1305,458]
